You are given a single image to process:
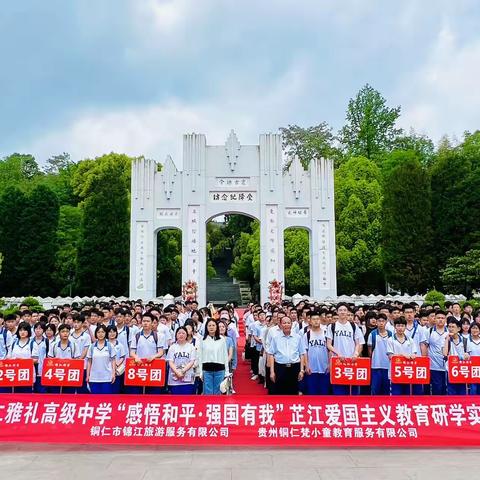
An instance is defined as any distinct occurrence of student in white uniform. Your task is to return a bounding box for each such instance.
[402,304,425,395]
[326,303,365,395]
[303,311,330,395]
[386,317,417,395]
[367,314,392,395]
[69,314,92,394]
[129,312,166,394]
[86,325,116,394]
[107,325,127,394]
[8,321,39,393]
[421,310,449,395]
[468,323,480,395]
[443,319,471,396]
[47,323,80,393]
[31,322,49,393]
[166,327,196,394]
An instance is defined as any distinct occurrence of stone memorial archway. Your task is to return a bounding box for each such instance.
[129,131,337,304]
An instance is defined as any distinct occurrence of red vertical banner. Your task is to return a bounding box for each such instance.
[330,358,371,385]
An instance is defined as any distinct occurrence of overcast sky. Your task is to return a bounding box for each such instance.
[1,0,479,167]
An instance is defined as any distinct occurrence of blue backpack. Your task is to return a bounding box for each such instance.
[370,328,392,351]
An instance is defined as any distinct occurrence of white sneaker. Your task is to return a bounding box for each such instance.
[250,375,258,380]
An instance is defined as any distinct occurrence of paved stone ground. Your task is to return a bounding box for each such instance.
[0,445,476,480]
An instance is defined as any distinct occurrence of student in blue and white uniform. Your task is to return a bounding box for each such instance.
[86,324,116,394]
[386,317,417,395]
[1,314,17,355]
[69,314,91,394]
[303,310,330,395]
[8,321,39,393]
[114,309,133,359]
[31,321,49,393]
[402,304,425,395]
[166,327,197,394]
[443,319,471,395]
[47,323,80,393]
[421,310,449,395]
[129,312,167,394]
[468,323,480,395]
[326,303,365,395]
[367,314,391,395]
[107,325,127,394]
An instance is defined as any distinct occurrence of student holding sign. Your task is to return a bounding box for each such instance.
[386,317,417,395]
[326,303,365,395]
[8,321,38,393]
[443,319,471,395]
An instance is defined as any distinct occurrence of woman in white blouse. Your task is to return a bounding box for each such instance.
[198,319,229,395]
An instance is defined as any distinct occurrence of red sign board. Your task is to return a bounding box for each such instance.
[0,359,34,387]
[390,356,430,384]
[124,358,166,387]
[448,356,480,383]
[41,358,84,387]
[330,357,371,385]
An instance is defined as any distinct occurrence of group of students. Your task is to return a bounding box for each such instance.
[245,299,480,396]
[0,300,239,395]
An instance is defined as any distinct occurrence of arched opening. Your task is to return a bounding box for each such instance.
[283,227,311,297]
[156,228,182,297]
[206,213,259,305]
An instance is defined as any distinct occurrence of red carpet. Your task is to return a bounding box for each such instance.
[234,309,267,395]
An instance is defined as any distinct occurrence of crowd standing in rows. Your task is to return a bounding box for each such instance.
[0,298,478,395]
[245,300,480,396]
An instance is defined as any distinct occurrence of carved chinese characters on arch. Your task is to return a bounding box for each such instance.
[157,209,180,219]
[209,191,256,203]
[266,205,279,279]
[318,221,330,289]
[285,208,309,218]
[136,222,147,291]
[215,177,250,188]
[187,206,200,284]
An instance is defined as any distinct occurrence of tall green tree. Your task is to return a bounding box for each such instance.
[382,151,434,293]
[340,84,402,160]
[284,228,310,295]
[0,187,29,295]
[156,229,182,296]
[441,249,480,296]
[430,131,480,281]
[73,153,132,296]
[280,122,340,168]
[55,205,82,295]
[335,156,383,293]
[18,185,60,296]
[0,153,41,191]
